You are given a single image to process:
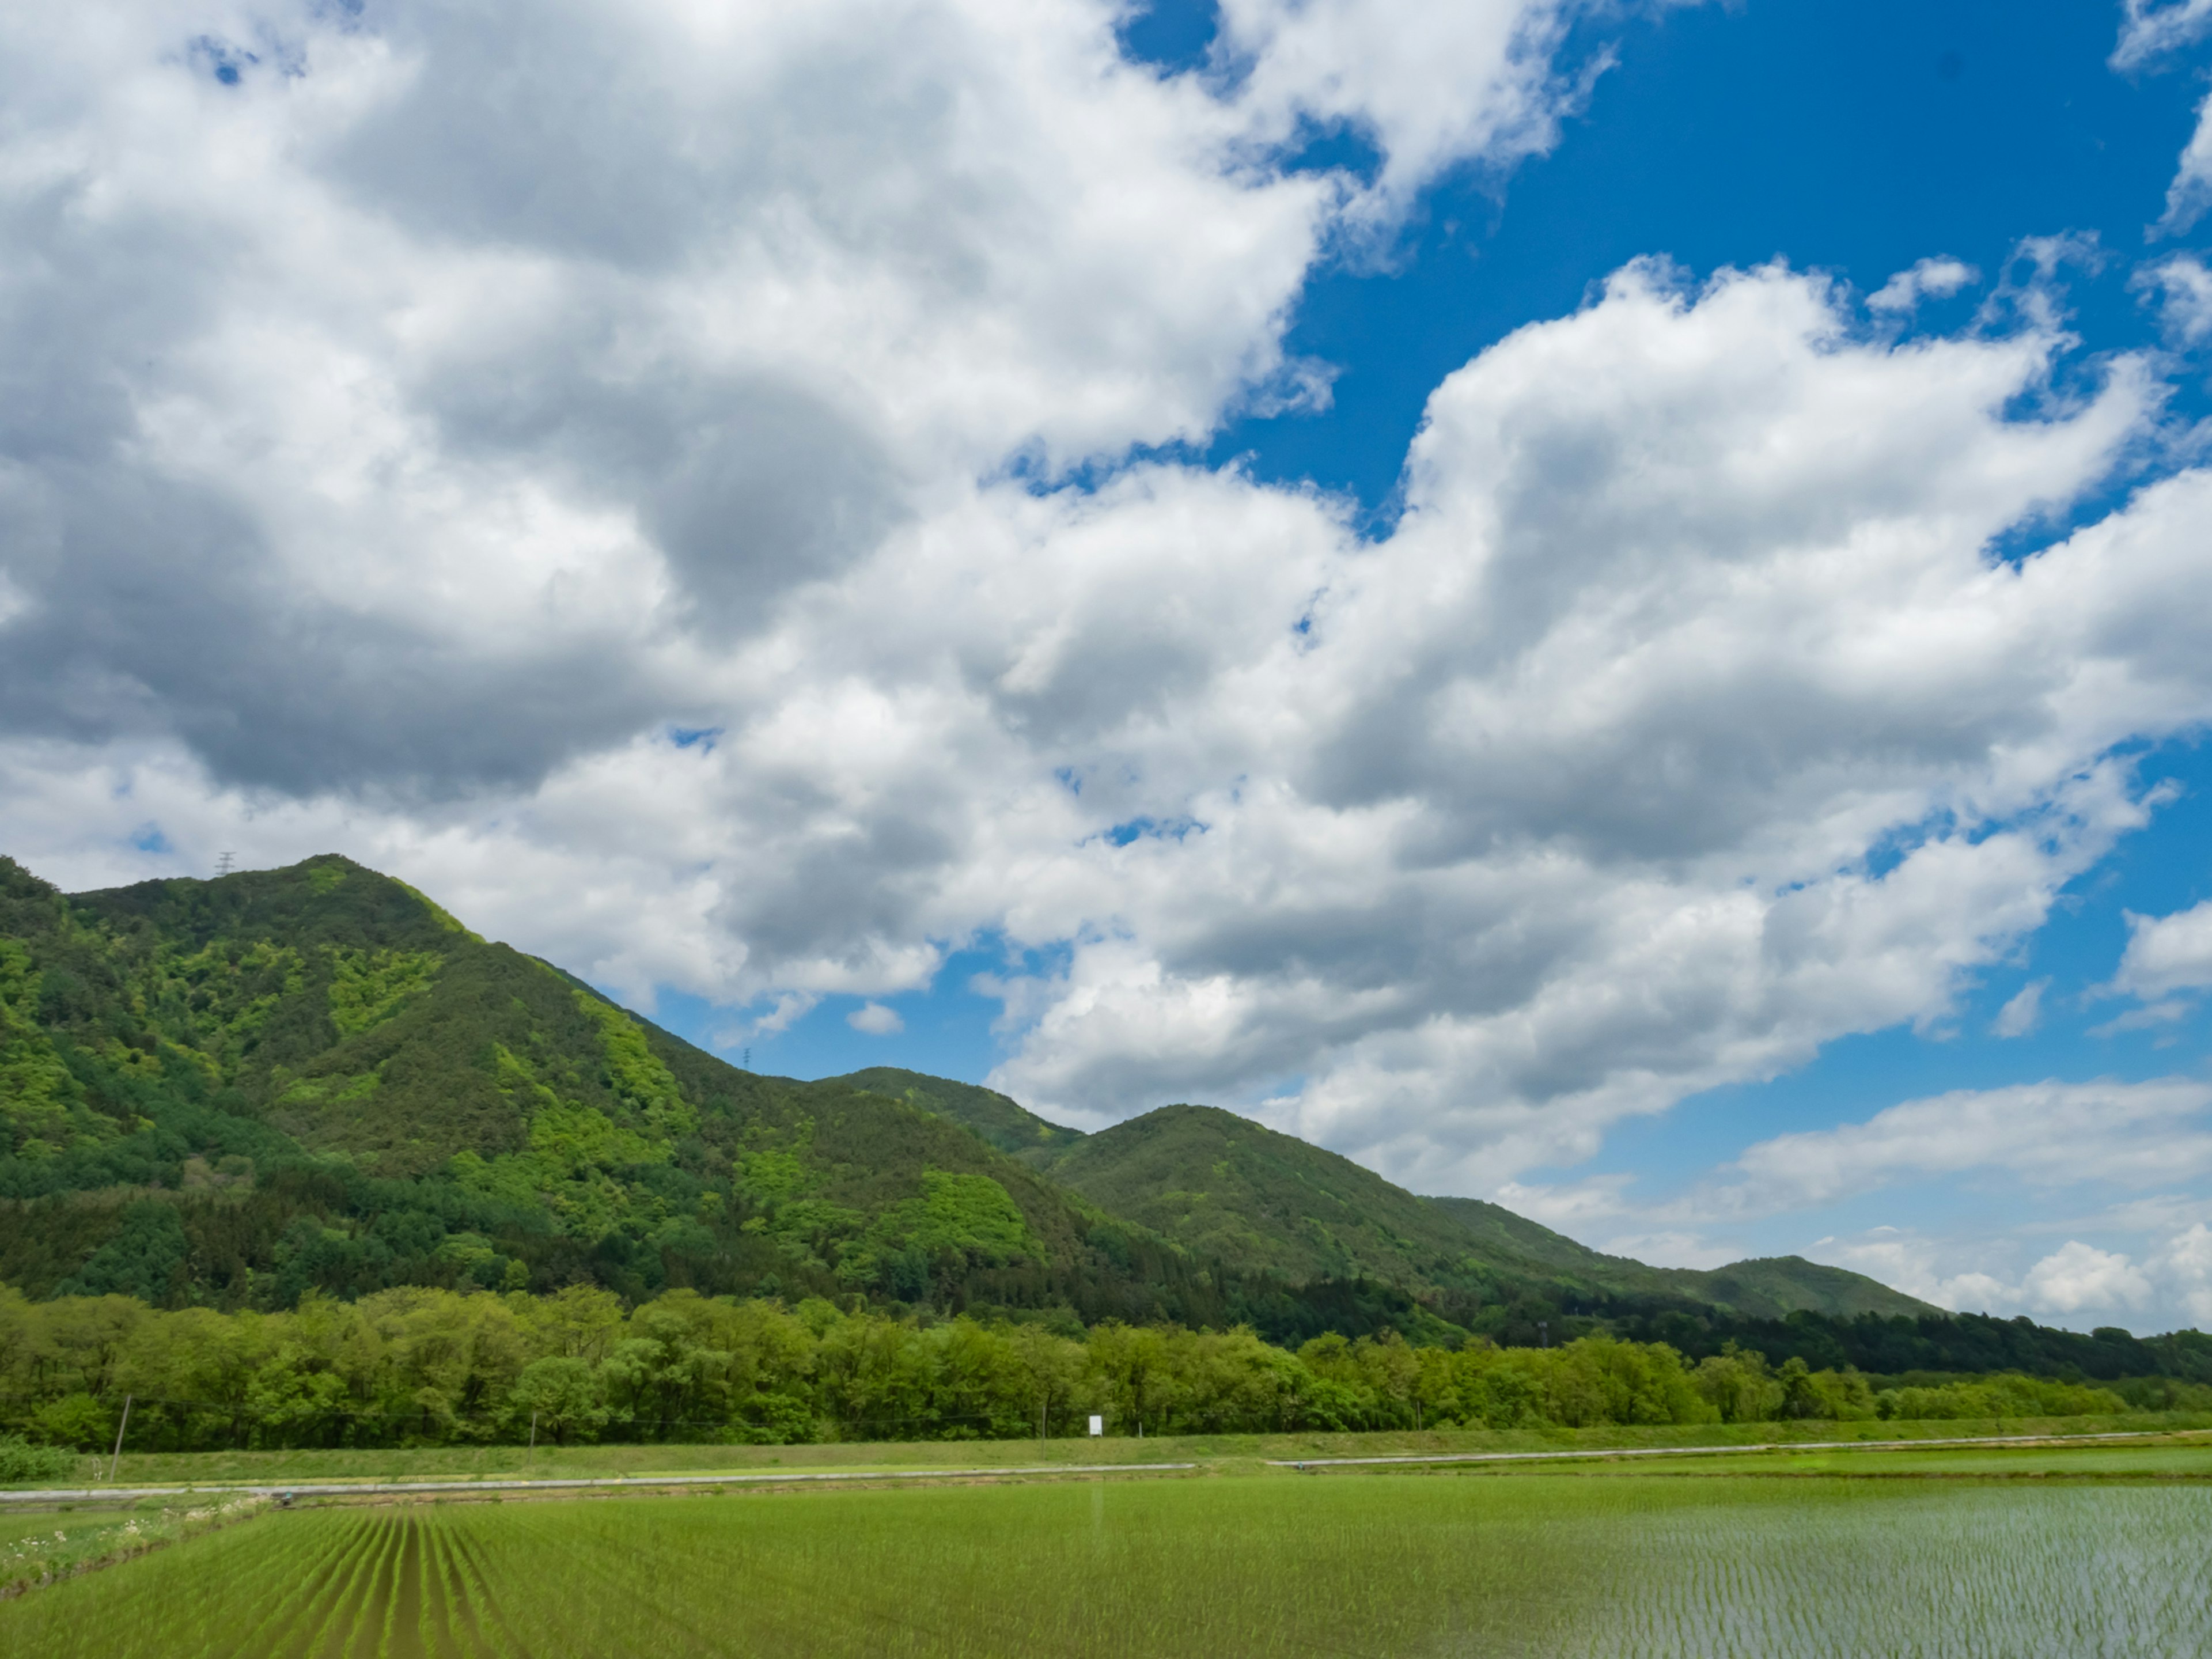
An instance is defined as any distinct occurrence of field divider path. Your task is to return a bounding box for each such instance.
[1,1460,1200,1505]
[1266,1428,2197,1469]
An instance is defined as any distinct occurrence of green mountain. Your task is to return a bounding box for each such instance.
[0,855,1206,1322]
[830,1067,1085,1162]
[0,851,1933,1341]
[1419,1197,1932,1321]
[1044,1107,1934,1323]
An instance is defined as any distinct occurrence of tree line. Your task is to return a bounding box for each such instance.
[2,1283,2169,1453]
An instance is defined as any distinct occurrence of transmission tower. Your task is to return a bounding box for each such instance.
[215,851,236,877]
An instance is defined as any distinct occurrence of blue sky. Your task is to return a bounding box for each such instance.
[9,0,2212,1329]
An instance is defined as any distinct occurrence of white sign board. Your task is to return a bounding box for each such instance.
[1088,1415,1104,1437]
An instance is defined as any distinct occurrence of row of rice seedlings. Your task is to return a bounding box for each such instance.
[281,1508,399,1659]
[227,1512,384,1659]
[448,1508,547,1658]
[427,1476,1616,1658]
[0,1503,361,1657]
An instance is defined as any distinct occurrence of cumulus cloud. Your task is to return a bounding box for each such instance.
[10,2,2212,1203]
[1819,1228,2201,1329]
[2022,1239,2153,1312]
[847,1002,906,1036]
[2164,1222,2212,1323]
[2112,900,2212,998]
[1215,0,1654,217]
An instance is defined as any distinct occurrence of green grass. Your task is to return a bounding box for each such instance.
[5,1460,2210,1657]
[51,1410,2210,1491]
[0,1495,266,1595]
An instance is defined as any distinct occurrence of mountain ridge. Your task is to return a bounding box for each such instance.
[0,853,1931,1337]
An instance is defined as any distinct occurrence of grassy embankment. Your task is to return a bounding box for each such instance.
[3,1449,2210,1657]
[13,1409,2205,1489]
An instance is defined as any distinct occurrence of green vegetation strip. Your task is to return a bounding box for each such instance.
[0,1460,1199,1505]
[1267,1427,2187,1467]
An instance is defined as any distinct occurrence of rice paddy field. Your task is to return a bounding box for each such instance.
[3,1443,2209,1657]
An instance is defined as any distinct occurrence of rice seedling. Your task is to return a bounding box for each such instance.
[1,1473,2205,1657]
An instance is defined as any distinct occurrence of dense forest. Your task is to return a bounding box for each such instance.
[2,1284,2183,1453]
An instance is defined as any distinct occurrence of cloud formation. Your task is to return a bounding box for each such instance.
[2113,0,2212,71]
[1713,1080,2212,1214]
[6,3,2212,1214]
[2114,901,2212,999]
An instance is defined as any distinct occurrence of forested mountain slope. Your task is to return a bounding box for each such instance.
[0,856,1207,1322]
[1051,1108,1936,1322]
[1421,1197,1933,1321]
[830,1067,1085,1162]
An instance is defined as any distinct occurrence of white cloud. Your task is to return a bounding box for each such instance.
[2157,89,2212,234]
[9,5,2212,1202]
[1215,0,1654,218]
[2088,1000,2192,1039]
[2113,0,2212,70]
[1866,256,1978,313]
[2162,1222,2212,1323]
[2022,1240,2154,1313]
[1703,1080,2212,1215]
[1816,1226,2205,1331]
[2113,2,2212,234]
[847,1002,906,1036]
[1991,978,2047,1037]
[2132,252,2212,344]
[2113,900,2212,998]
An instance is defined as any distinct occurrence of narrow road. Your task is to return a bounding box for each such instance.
[0,1459,1200,1504]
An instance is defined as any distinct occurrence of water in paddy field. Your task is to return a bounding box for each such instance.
[1554,1483,2212,1659]
[0,1476,2206,1657]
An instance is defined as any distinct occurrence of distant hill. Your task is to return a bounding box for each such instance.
[1421,1198,1933,1321]
[830,1067,1085,1162]
[1047,1107,1935,1323]
[1040,1104,1512,1292]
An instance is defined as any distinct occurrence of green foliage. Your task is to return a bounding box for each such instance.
[0,1432,74,1480]
[832,1067,1085,1161]
[0,1281,2161,1454]
[576,993,696,1139]
[1058,1108,1935,1326]
[325,946,441,1037]
[52,1203,188,1303]
[1874,1372,2126,1421]
[0,939,100,1158]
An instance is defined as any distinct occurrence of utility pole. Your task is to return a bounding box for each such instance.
[109,1395,133,1482]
